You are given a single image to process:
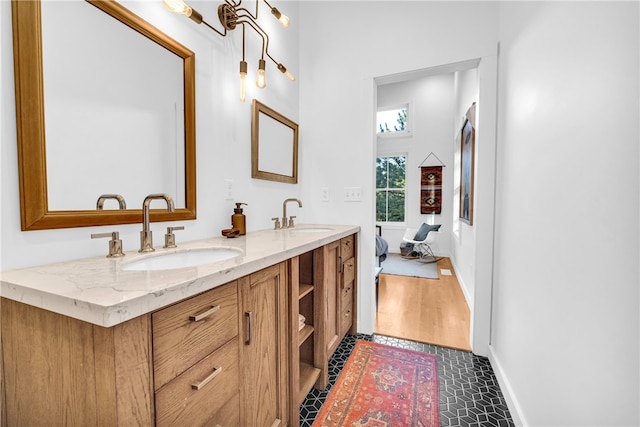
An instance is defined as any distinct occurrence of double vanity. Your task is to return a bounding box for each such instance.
[1,225,359,426]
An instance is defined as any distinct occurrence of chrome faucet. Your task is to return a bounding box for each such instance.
[282,198,302,229]
[96,194,127,210]
[139,193,174,252]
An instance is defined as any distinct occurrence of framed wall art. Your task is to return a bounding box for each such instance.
[459,118,475,225]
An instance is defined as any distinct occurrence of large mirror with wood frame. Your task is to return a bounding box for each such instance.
[11,0,196,231]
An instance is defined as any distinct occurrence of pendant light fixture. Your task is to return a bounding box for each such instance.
[163,0,295,102]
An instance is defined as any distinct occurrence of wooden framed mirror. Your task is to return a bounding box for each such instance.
[251,99,299,184]
[12,0,196,231]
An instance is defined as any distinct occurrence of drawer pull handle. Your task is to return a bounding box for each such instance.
[191,366,222,390]
[244,311,253,345]
[189,305,221,322]
[345,310,351,317]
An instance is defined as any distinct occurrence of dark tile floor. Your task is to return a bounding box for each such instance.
[300,334,514,427]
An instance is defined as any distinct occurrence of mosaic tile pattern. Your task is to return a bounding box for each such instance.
[300,334,514,427]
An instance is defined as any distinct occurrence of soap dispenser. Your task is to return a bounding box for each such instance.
[232,202,247,235]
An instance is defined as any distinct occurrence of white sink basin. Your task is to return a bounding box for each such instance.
[290,227,334,233]
[121,248,242,271]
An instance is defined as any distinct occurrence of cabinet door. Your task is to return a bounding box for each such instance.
[240,263,289,427]
[321,240,341,358]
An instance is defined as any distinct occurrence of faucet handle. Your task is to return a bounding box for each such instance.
[271,217,281,230]
[91,231,125,258]
[288,215,297,228]
[164,226,184,248]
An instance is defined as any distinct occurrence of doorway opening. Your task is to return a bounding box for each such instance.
[373,60,480,352]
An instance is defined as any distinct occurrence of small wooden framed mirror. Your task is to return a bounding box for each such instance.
[251,100,299,184]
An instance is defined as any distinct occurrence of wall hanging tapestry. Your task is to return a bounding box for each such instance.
[420,166,443,214]
[459,103,476,225]
[312,340,440,427]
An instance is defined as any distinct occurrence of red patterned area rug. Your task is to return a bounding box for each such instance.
[312,340,440,427]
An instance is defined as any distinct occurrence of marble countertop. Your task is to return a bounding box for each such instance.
[0,224,360,327]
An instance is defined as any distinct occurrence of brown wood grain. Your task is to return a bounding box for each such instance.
[152,282,239,390]
[1,298,153,425]
[155,337,240,427]
[376,257,471,351]
[239,263,289,427]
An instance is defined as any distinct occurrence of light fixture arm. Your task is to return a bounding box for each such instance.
[241,23,246,61]
[235,13,275,61]
[233,0,268,21]
[237,15,294,80]
[233,0,289,27]
[202,19,227,37]
[237,18,266,58]
[163,0,295,98]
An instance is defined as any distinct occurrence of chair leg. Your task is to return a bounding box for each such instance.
[415,243,435,261]
[422,245,435,259]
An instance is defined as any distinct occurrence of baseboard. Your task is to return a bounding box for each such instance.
[449,256,473,310]
[487,345,527,426]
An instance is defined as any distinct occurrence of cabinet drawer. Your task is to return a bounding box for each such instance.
[340,303,353,336]
[341,279,354,308]
[342,256,355,288]
[341,235,355,261]
[153,282,239,390]
[155,337,240,427]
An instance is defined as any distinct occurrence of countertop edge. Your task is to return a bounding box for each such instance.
[1,225,360,327]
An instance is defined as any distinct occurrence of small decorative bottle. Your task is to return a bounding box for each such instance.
[231,202,247,235]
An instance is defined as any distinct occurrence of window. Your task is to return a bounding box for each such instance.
[377,103,409,135]
[376,156,406,222]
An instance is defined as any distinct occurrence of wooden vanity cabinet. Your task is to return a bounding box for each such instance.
[1,264,288,427]
[1,234,356,427]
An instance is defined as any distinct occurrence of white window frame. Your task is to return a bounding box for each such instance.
[375,154,407,224]
[376,102,412,138]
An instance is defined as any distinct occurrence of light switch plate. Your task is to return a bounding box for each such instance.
[344,187,362,202]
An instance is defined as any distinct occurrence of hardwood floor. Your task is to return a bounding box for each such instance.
[375,257,471,351]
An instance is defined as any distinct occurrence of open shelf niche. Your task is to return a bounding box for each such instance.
[292,250,322,408]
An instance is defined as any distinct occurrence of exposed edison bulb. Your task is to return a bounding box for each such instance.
[239,61,248,102]
[279,14,290,28]
[277,63,295,81]
[163,0,203,23]
[256,59,267,89]
[163,0,191,16]
[271,7,290,28]
[283,69,295,81]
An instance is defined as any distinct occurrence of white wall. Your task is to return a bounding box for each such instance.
[451,67,478,307]
[490,2,639,425]
[376,74,454,257]
[299,1,499,336]
[0,0,301,270]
